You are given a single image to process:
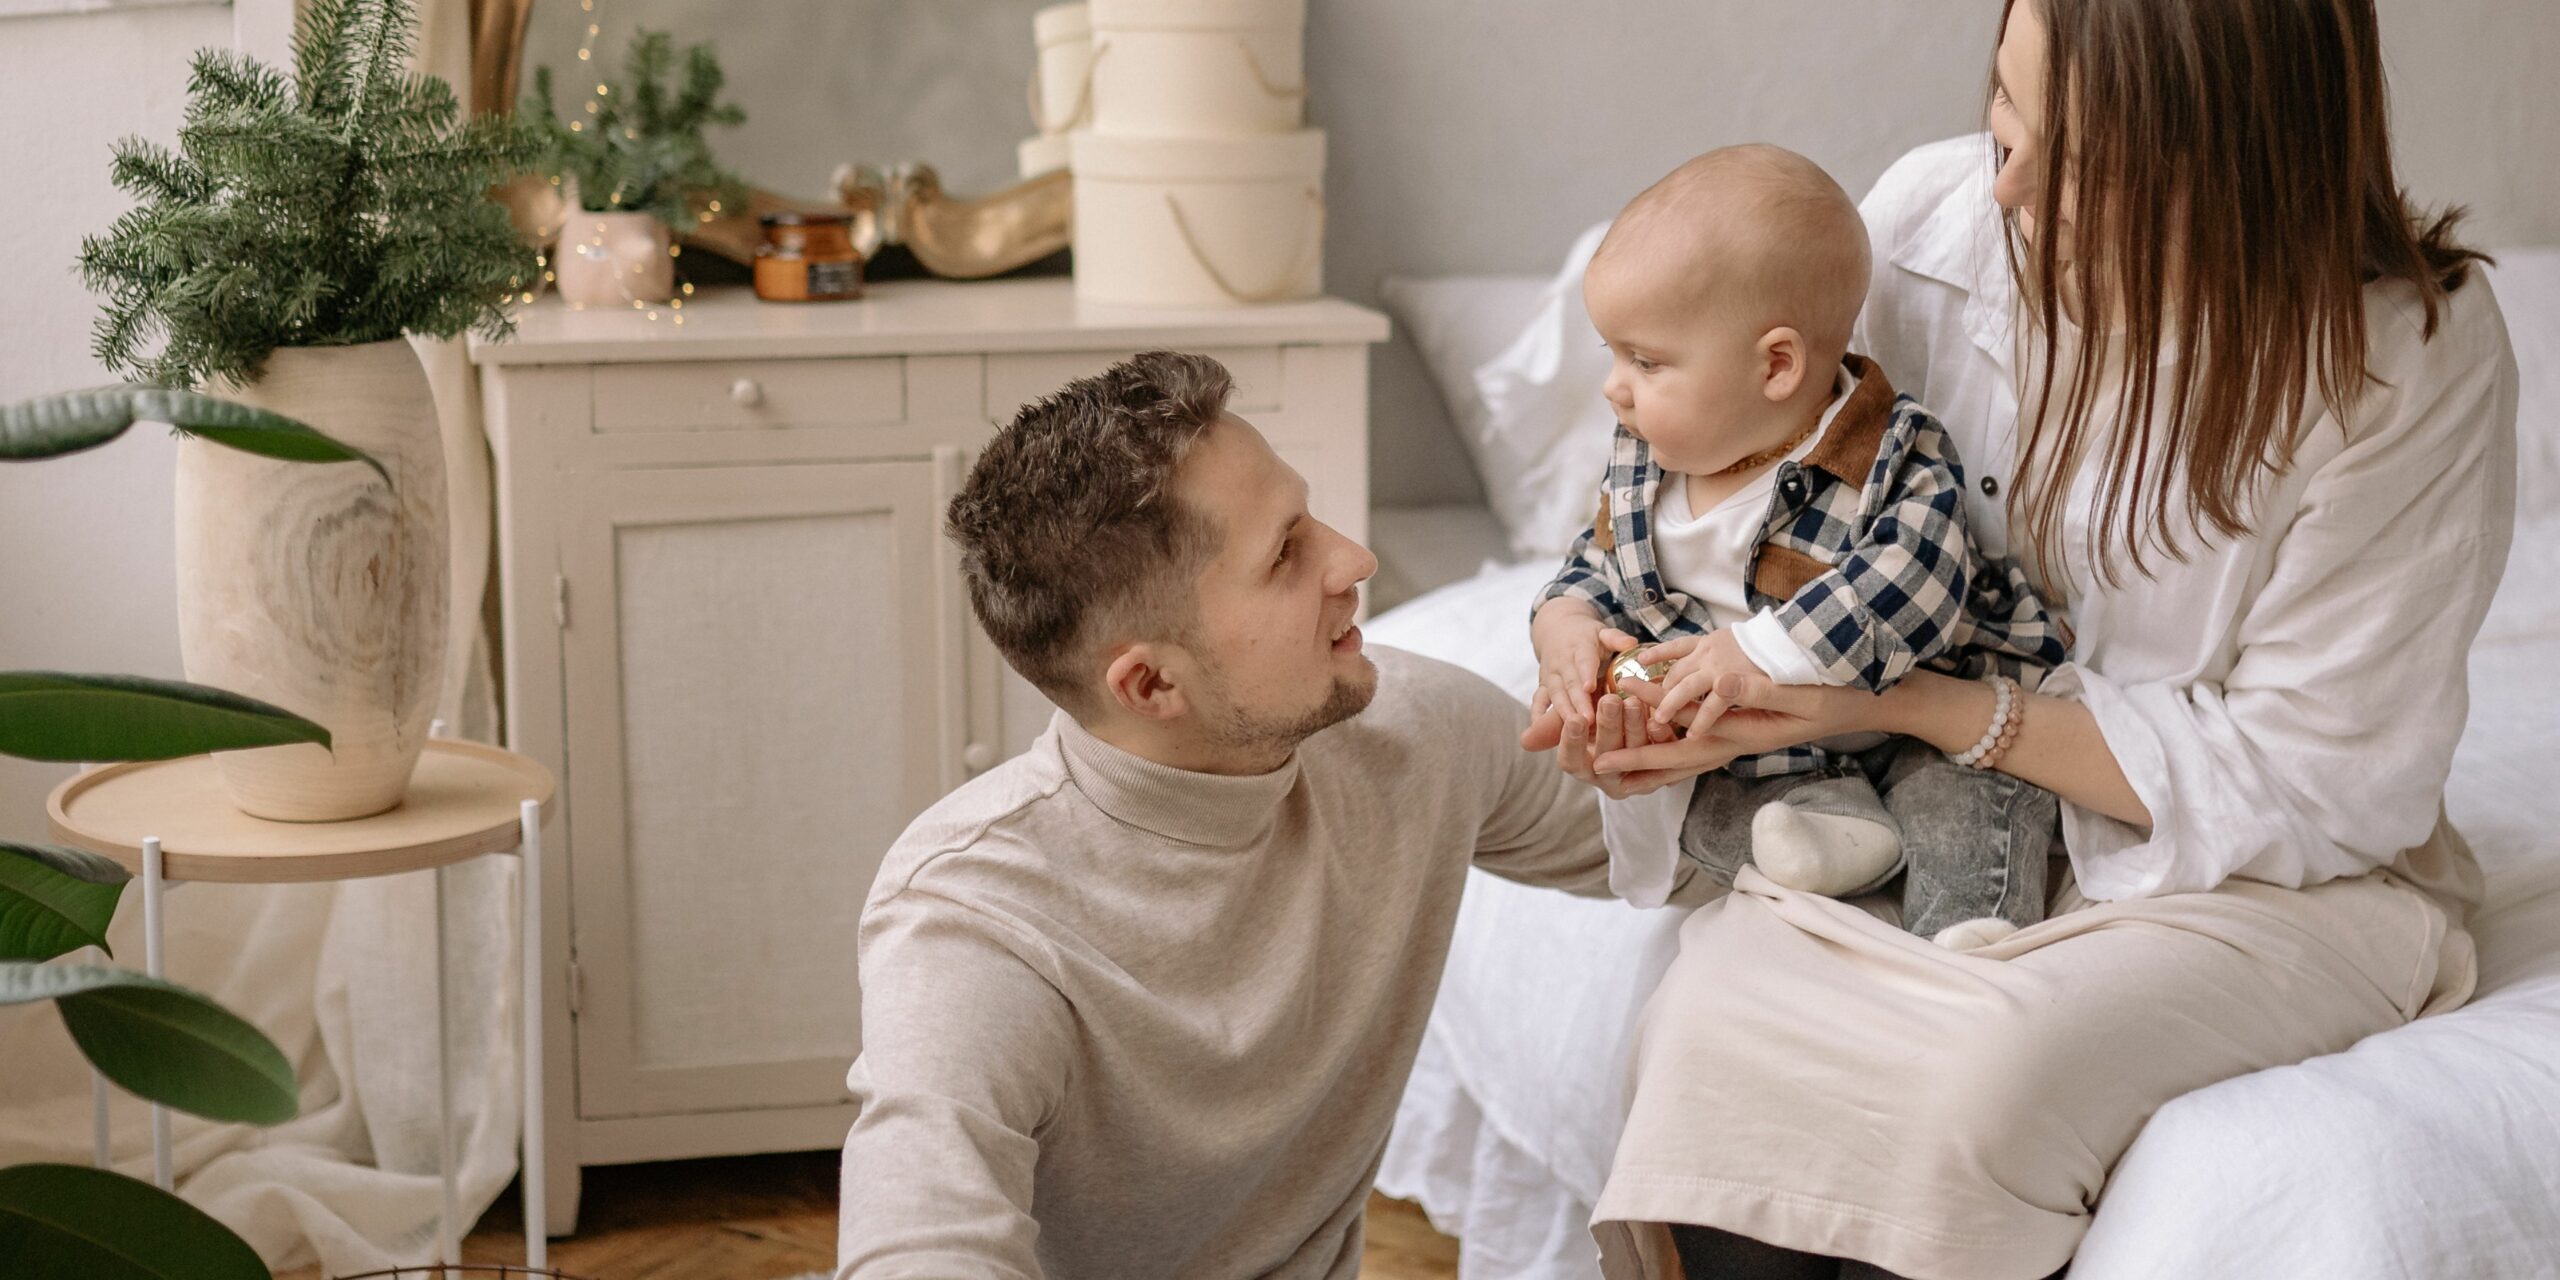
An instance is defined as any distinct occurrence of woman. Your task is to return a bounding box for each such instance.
[1561,1,2520,1277]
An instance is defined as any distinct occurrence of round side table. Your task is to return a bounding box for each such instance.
[47,737,557,1270]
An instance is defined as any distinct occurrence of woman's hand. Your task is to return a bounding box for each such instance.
[1592,671,1893,779]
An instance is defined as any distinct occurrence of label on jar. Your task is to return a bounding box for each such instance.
[807,259,861,298]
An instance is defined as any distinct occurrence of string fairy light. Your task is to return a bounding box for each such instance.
[537,0,695,324]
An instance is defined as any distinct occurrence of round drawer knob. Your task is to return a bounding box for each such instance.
[962,743,999,772]
[730,378,763,407]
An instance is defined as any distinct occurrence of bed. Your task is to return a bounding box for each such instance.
[1362,244,2560,1279]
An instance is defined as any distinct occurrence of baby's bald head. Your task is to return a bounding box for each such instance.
[1590,145,1870,367]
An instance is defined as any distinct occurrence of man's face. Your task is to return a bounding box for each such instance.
[1165,415,1380,754]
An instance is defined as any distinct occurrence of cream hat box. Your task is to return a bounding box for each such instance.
[1030,3,1096,134]
[1019,133,1072,179]
[1070,128,1325,308]
[1088,0,1306,138]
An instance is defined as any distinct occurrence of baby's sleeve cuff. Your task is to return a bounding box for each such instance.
[1734,608,1841,687]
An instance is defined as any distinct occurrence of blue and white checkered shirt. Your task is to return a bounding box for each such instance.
[1536,354,2068,779]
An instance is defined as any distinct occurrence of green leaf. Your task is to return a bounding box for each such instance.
[0,964,298,1125]
[0,672,332,764]
[0,388,141,459]
[0,385,388,485]
[0,1163,271,1280]
[0,844,127,962]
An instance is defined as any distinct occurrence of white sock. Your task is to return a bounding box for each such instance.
[1932,917,2021,951]
[1750,801,1900,897]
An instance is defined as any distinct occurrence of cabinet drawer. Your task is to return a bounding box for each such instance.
[593,357,907,432]
[985,347,1283,425]
[574,354,983,467]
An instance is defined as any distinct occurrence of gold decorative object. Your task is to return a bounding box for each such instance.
[1605,653,1672,698]
[469,0,538,118]
[834,161,1073,280]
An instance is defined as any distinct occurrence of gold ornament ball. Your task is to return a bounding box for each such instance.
[1605,653,1671,698]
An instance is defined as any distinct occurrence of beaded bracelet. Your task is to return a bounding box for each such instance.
[1951,675,2021,770]
[1976,681,2024,772]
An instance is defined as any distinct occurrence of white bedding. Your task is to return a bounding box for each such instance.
[1367,250,2560,1278]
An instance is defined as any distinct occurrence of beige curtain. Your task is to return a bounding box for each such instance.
[0,3,524,1272]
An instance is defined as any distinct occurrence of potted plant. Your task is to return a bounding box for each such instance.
[0,386,380,1279]
[523,29,747,307]
[77,0,539,821]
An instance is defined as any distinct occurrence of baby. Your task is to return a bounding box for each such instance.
[1526,145,2068,947]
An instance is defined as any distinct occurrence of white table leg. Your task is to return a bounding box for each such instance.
[141,836,170,1192]
[518,798,546,1270]
[90,945,111,1169]
[90,1066,110,1168]
[434,862,459,1265]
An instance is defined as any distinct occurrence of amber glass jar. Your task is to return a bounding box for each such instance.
[754,211,864,302]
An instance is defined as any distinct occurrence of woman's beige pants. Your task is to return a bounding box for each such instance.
[1591,850,2476,1280]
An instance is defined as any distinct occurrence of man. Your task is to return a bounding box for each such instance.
[836,352,1716,1279]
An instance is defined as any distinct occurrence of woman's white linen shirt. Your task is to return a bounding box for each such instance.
[1853,135,2519,901]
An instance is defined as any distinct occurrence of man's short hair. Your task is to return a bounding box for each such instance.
[945,351,1234,710]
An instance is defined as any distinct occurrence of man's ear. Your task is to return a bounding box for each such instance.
[1103,643,1190,723]
[1757,326,1808,404]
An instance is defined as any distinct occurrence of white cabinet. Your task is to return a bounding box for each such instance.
[470,279,1386,1232]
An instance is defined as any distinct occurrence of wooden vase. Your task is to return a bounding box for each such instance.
[555,210,676,307]
[178,339,449,821]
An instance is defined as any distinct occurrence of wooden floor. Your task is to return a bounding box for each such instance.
[281,1150,1458,1280]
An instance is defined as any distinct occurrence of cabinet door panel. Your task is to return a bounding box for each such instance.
[563,461,949,1118]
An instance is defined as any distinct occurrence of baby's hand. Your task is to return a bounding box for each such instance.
[1528,600,1638,746]
[1636,628,1767,738]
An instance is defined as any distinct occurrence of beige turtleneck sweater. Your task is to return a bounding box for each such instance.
[836,646,1704,1279]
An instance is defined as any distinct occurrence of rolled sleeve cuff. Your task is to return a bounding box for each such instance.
[1735,608,1839,687]
[2035,662,2179,901]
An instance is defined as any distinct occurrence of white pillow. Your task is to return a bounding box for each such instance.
[1382,224,1619,562]
[1378,274,1550,450]
[1464,221,1620,560]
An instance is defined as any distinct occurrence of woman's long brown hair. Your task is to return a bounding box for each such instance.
[2000,0,2488,587]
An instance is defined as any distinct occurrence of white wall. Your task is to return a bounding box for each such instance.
[0,3,237,842]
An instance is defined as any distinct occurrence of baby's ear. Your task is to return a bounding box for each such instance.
[1758,326,1809,402]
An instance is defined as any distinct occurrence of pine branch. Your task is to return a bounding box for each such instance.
[81,0,538,387]
[189,49,292,117]
[627,31,671,136]
[290,0,368,117]
[351,0,419,131]
[108,140,209,205]
[521,29,743,225]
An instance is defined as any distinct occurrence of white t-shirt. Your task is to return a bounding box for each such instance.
[1651,366,1851,661]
